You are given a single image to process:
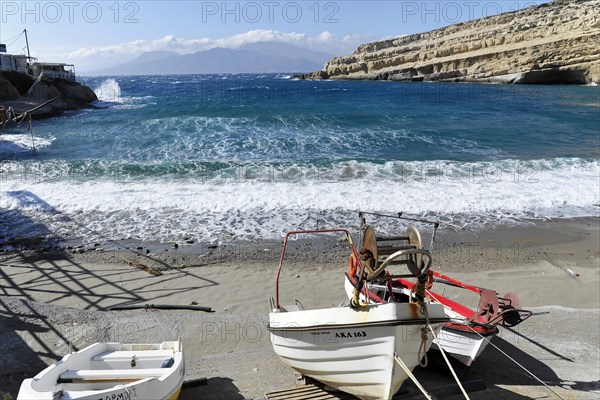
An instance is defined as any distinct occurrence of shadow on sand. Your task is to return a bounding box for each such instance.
[0,193,221,395]
[1,191,219,309]
[180,377,245,400]
[406,333,599,399]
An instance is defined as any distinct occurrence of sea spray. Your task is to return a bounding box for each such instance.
[94,78,122,103]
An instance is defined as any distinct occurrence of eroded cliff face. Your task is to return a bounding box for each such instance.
[299,0,600,84]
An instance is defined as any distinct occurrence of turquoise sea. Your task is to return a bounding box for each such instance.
[1,74,599,245]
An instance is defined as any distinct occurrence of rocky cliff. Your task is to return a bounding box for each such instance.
[0,71,97,117]
[298,0,600,84]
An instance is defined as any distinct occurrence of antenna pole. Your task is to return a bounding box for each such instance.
[24,29,31,62]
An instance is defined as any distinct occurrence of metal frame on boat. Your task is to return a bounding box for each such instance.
[348,212,533,366]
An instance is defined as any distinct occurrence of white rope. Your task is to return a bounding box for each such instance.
[428,324,470,399]
[466,325,567,400]
[26,71,44,97]
[394,351,433,400]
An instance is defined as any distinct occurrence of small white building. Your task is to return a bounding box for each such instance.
[32,62,76,81]
[0,54,34,74]
[0,48,75,81]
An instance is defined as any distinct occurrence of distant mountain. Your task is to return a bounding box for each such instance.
[134,51,180,62]
[91,42,333,75]
[238,41,333,66]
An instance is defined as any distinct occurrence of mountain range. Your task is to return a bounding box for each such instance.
[91,42,334,75]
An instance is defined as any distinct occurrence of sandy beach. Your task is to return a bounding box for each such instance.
[1,217,598,399]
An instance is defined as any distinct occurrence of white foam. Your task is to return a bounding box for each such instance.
[94,79,122,103]
[0,134,54,154]
[1,158,598,244]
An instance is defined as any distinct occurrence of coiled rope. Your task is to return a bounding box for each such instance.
[417,301,430,368]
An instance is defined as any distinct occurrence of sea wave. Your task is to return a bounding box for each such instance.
[123,114,507,162]
[1,157,598,244]
[3,76,598,245]
[0,134,54,156]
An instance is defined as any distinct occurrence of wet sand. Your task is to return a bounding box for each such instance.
[1,217,598,399]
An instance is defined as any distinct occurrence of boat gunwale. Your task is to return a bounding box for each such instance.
[441,323,498,336]
[267,317,449,332]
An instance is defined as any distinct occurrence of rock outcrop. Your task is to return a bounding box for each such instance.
[298,0,600,84]
[0,74,21,101]
[0,71,97,117]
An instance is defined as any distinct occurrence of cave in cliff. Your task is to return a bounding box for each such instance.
[518,69,589,85]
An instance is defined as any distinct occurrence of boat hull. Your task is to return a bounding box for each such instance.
[17,341,184,400]
[432,327,490,366]
[269,302,446,400]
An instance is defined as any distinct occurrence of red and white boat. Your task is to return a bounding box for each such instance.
[345,212,532,367]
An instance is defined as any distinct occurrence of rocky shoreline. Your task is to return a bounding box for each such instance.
[297,0,600,84]
[3,216,598,274]
[0,71,97,118]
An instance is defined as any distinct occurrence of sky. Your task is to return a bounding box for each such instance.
[0,0,550,72]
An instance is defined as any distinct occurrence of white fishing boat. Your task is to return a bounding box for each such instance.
[268,229,447,400]
[17,341,184,400]
[348,212,532,367]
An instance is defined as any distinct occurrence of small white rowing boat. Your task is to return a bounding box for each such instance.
[17,341,184,400]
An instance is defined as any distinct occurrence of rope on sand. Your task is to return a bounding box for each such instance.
[122,258,163,276]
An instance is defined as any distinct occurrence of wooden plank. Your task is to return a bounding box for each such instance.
[58,377,141,384]
[123,258,163,276]
[58,368,166,383]
[92,350,173,362]
[266,386,323,399]
[266,379,487,399]
[265,384,357,400]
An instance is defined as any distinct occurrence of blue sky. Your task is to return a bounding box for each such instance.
[1,1,549,72]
